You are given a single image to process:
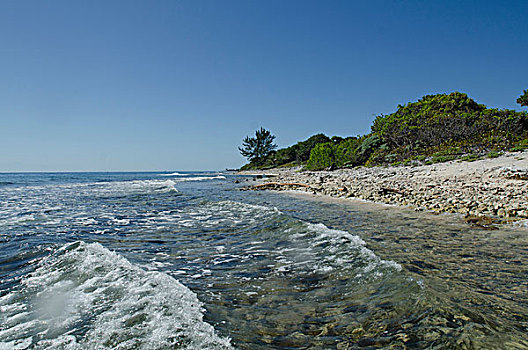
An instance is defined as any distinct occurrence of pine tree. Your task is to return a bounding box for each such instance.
[239,127,277,164]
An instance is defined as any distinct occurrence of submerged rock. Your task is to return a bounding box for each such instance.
[464,215,500,230]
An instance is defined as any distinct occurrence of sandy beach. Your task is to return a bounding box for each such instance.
[240,150,528,226]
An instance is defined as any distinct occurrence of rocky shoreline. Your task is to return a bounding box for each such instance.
[239,150,528,228]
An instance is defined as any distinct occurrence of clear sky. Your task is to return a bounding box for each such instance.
[1,0,527,171]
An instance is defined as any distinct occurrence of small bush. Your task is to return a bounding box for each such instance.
[510,138,528,152]
[487,151,500,158]
[306,142,336,170]
[460,154,481,162]
[432,155,457,163]
[334,137,362,167]
[384,154,398,163]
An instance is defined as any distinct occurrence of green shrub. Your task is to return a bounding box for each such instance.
[432,155,457,163]
[487,151,500,158]
[373,92,527,152]
[511,138,528,151]
[334,137,361,167]
[384,154,398,163]
[359,134,382,155]
[292,134,332,162]
[277,161,299,168]
[247,133,332,169]
[460,154,481,162]
[306,142,336,170]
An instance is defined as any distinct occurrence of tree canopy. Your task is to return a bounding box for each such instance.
[238,127,277,165]
[517,89,528,108]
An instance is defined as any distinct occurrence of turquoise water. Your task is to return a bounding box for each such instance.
[1,172,527,349]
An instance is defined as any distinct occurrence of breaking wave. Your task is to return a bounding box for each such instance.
[0,242,232,350]
[159,172,186,176]
[175,176,226,182]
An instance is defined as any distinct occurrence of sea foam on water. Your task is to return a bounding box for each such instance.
[0,242,232,350]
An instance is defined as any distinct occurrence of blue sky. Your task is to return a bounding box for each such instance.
[1,0,527,171]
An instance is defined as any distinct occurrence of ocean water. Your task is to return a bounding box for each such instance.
[1,172,527,349]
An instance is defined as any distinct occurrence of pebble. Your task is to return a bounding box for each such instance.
[241,153,528,222]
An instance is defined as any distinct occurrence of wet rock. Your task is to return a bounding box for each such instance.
[357,336,393,347]
[464,215,500,230]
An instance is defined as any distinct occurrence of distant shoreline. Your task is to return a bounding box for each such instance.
[239,150,528,228]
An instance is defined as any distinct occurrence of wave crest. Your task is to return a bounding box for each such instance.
[0,242,232,350]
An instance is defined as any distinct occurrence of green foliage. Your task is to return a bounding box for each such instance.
[369,92,528,166]
[331,136,344,143]
[306,134,383,170]
[487,151,500,158]
[291,134,332,162]
[239,92,528,170]
[460,154,481,162]
[272,147,297,165]
[243,133,331,169]
[276,161,298,168]
[305,142,336,170]
[517,89,528,108]
[372,92,527,152]
[239,127,277,165]
[384,154,398,163]
[431,154,457,163]
[373,92,483,148]
[334,137,361,166]
[510,145,527,152]
[359,135,381,155]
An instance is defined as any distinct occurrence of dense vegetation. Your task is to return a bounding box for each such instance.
[240,133,330,170]
[367,92,528,167]
[240,91,528,171]
[305,135,381,170]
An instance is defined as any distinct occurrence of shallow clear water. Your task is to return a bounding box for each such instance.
[1,172,527,349]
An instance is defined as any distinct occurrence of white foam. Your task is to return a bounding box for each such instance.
[510,218,528,228]
[0,178,182,232]
[154,199,400,281]
[0,242,232,349]
[162,200,280,229]
[305,222,402,275]
[175,176,226,182]
[94,179,179,194]
[159,172,186,176]
[266,221,402,281]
